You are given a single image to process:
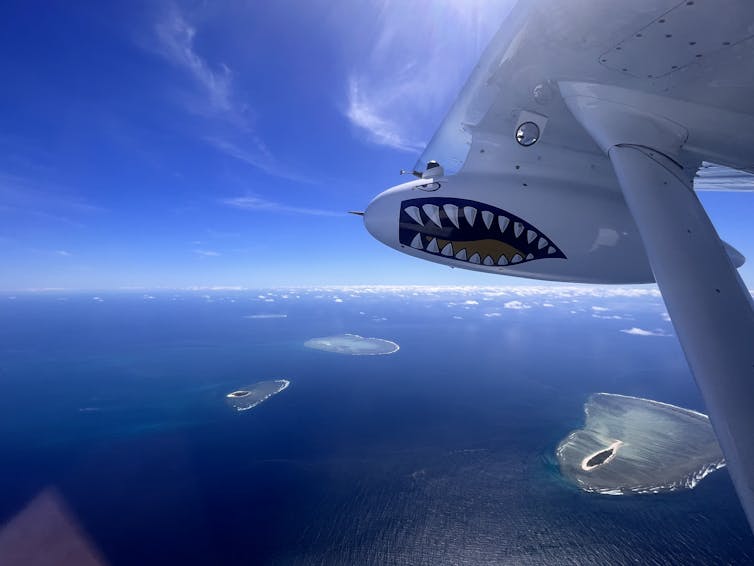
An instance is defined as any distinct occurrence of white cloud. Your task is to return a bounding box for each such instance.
[620,327,670,337]
[593,314,628,320]
[591,306,609,312]
[222,195,343,217]
[504,300,531,310]
[55,250,72,257]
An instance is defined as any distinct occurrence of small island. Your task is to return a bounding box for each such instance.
[581,440,623,471]
[225,379,290,412]
[557,393,725,495]
[304,334,399,355]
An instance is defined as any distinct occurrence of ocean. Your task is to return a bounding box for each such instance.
[0,288,751,565]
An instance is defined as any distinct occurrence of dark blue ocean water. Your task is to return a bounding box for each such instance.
[0,289,751,565]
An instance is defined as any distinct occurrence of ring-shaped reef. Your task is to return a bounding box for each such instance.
[304,334,399,355]
[226,379,290,412]
[556,393,725,495]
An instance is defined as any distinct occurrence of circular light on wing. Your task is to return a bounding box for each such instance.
[515,121,540,147]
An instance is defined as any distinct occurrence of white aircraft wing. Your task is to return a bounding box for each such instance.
[363,0,754,531]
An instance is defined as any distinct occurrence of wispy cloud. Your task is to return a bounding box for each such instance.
[344,0,512,152]
[153,7,234,114]
[205,137,313,183]
[346,77,424,152]
[222,195,344,217]
[150,6,309,183]
[55,250,72,257]
[620,327,671,337]
[0,172,102,227]
[193,248,220,257]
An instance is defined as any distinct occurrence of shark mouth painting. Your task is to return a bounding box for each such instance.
[399,197,566,266]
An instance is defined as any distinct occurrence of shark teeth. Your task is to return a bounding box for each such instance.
[422,204,442,227]
[498,216,510,234]
[463,206,477,227]
[399,199,565,267]
[404,206,423,225]
[443,204,460,228]
[481,210,494,229]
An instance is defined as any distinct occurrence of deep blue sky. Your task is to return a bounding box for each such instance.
[0,0,751,290]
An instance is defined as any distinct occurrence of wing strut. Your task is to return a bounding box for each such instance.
[609,144,754,529]
[561,84,754,529]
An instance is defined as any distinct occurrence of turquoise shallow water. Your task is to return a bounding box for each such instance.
[0,290,751,564]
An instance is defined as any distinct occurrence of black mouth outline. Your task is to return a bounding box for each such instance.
[399,197,566,266]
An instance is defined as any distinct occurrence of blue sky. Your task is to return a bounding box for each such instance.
[0,1,751,290]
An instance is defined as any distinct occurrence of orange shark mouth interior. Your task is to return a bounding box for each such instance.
[399,197,566,266]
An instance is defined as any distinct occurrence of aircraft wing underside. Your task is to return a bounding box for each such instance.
[364,0,754,533]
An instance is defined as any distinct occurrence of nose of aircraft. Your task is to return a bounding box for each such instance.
[363,184,404,250]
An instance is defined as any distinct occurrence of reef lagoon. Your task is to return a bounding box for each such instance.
[557,393,725,495]
[225,379,290,412]
[304,333,399,355]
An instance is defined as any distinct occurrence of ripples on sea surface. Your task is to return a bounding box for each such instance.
[0,291,751,565]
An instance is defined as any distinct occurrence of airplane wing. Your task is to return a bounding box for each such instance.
[363,0,754,531]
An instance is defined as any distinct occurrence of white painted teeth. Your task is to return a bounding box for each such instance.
[469,253,481,264]
[427,238,440,253]
[511,253,523,263]
[483,255,494,266]
[525,253,534,260]
[498,255,509,266]
[547,246,556,255]
[410,233,423,250]
[481,210,494,229]
[538,237,548,250]
[443,204,460,228]
[463,206,477,227]
[455,249,467,260]
[441,243,453,256]
[526,230,537,244]
[513,222,524,238]
[405,206,423,225]
[498,216,510,233]
[422,204,442,227]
